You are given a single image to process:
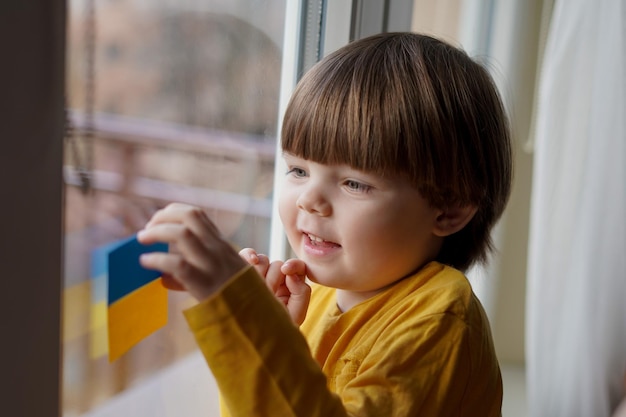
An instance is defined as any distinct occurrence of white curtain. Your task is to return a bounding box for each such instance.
[526,0,626,416]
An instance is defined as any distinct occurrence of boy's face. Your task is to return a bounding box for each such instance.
[279,153,443,308]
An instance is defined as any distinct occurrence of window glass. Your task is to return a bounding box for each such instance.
[63,0,286,415]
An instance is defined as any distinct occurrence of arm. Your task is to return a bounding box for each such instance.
[184,266,346,416]
[138,203,346,416]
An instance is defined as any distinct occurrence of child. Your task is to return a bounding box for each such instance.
[138,32,512,416]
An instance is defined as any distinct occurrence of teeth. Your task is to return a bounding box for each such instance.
[307,233,325,242]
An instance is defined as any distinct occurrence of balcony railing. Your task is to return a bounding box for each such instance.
[65,111,276,219]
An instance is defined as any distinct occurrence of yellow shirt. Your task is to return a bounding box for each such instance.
[184,262,502,416]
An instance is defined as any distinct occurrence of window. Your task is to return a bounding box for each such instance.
[63,1,287,415]
[59,1,415,415]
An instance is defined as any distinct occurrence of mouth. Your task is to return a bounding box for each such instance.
[303,232,341,248]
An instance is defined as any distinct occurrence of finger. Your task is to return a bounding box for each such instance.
[138,223,218,275]
[239,248,271,278]
[281,258,306,278]
[160,274,186,291]
[239,248,259,264]
[140,252,221,301]
[284,272,310,297]
[264,260,285,294]
[255,254,270,276]
[143,203,179,229]
[284,275,311,325]
[274,283,291,306]
[143,203,219,239]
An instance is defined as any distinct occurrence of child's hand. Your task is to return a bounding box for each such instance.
[239,248,311,325]
[137,203,247,302]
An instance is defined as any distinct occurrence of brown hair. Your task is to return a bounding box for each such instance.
[282,32,512,271]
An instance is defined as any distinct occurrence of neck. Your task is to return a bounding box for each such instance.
[335,285,393,312]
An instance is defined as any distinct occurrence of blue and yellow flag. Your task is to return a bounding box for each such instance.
[91,235,168,362]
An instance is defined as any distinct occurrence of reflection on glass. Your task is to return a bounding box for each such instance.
[63,0,286,415]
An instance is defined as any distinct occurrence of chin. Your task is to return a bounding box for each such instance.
[303,268,336,288]
[303,269,354,291]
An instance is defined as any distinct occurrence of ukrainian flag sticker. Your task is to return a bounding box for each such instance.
[106,235,168,362]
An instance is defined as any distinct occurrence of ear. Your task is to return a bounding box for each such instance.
[433,205,478,237]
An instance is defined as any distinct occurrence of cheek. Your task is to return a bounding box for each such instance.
[352,205,431,250]
[339,210,394,252]
[278,187,296,228]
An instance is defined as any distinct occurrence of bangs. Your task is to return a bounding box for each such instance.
[281,44,416,181]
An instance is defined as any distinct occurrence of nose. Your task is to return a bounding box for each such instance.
[296,184,331,216]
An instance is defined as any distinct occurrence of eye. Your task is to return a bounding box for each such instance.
[344,179,371,193]
[286,167,307,178]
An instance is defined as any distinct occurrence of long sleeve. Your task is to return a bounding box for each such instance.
[184,266,347,417]
[184,263,502,417]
